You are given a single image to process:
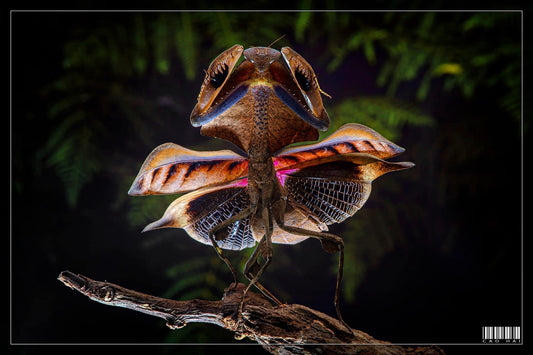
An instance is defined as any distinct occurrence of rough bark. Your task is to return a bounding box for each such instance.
[58,270,444,355]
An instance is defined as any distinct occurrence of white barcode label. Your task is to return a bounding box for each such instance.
[482,326,521,343]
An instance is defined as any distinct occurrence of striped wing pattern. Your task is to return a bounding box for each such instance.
[273,123,405,171]
[128,143,248,196]
[132,123,414,249]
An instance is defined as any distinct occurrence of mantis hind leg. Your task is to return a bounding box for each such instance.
[243,235,282,305]
[239,206,283,320]
[274,211,350,331]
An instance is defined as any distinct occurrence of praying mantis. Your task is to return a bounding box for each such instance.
[129,44,413,327]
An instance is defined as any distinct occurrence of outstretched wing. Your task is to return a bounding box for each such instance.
[141,178,330,249]
[274,123,414,226]
[128,143,248,196]
[282,156,413,225]
[142,180,257,251]
[274,122,405,170]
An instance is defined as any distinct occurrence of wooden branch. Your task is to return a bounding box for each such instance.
[58,270,444,355]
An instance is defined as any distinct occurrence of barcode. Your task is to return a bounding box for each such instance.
[482,326,521,342]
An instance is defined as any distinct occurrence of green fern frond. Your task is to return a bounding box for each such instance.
[163,254,231,301]
[175,12,198,80]
[152,15,170,74]
[295,10,312,42]
[39,114,102,207]
[327,29,387,71]
[132,14,149,75]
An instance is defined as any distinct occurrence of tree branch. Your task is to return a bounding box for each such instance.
[58,270,444,355]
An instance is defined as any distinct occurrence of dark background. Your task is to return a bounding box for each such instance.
[10,8,524,355]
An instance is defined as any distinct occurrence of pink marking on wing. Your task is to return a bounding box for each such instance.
[276,169,299,186]
[273,159,281,168]
[233,178,248,187]
[273,157,300,171]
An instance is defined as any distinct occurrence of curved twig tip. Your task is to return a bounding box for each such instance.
[58,270,87,291]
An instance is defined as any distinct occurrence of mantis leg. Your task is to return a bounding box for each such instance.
[243,232,282,306]
[273,205,349,330]
[208,206,255,287]
[239,206,282,317]
[277,223,345,324]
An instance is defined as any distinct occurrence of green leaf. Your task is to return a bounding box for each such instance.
[176,12,198,80]
[377,60,394,88]
[417,12,435,38]
[42,117,102,207]
[132,14,148,75]
[416,70,432,101]
[295,11,312,42]
[433,63,463,76]
[152,16,170,74]
[363,38,376,65]
[462,13,497,32]
[346,32,363,50]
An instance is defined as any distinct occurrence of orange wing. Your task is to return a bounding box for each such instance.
[273,123,405,170]
[128,143,248,196]
[274,123,414,226]
[135,123,414,249]
[280,155,413,225]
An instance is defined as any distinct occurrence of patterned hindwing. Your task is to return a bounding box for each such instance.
[143,184,256,251]
[184,187,255,251]
[279,154,414,226]
[284,174,371,225]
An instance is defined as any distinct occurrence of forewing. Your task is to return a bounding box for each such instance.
[282,155,414,225]
[128,143,248,196]
[142,182,256,251]
[274,123,405,170]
